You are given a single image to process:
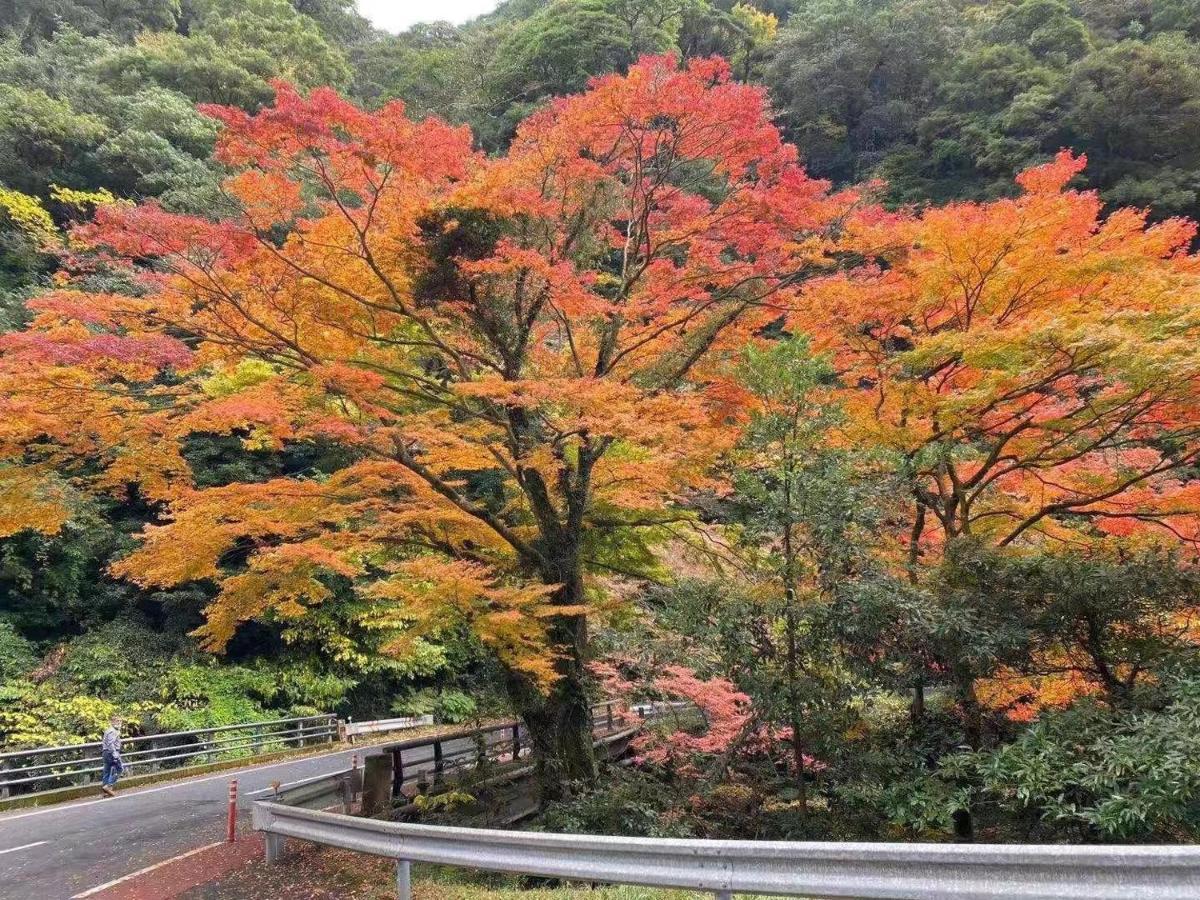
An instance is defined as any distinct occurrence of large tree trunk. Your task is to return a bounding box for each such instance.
[513,667,596,800]
[504,569,597,802]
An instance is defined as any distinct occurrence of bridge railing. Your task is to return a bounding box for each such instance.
[0,713,337,795]
[0,700,644,799]
[252,699,635,820]
[271,765,366,813]
[382,700,634,798]
[251,800,1200,900]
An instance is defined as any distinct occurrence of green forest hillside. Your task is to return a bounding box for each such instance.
[4,0,1200,843]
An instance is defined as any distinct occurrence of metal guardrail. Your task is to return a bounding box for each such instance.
[344,714,434,742]
[0,714,337,796]
[252,801,1200,899]
[252,701,1200,898]
[273,766,365,813]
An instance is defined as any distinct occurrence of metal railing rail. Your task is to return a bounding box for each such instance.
[0,714,337,760]
[261,700,635,818]
[0,714,337,794]
[3,721,335,774]
[272,767,365,813]
[380,701,632,798]
[252,801,1200,900]
[344,715,434,741]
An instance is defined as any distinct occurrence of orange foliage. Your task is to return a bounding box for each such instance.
[0,58,852,689]
[976,663,1102,723]
[794,151,1200,716]
[799,151,1200,560]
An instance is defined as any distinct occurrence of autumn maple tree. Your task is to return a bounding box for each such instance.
[797,151,1200,718]
[0,56,855,788]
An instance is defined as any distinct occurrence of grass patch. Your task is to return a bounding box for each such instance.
[419,866,753,898]
[183,844,758,899]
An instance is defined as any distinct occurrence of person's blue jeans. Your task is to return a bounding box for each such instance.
[101,751,123,787]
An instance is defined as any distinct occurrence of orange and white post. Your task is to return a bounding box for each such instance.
[226,779,238,843]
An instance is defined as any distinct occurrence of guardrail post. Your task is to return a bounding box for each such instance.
[606,702,614,731]
[713,892,732,900]
[264,832,285,864]
[395,860,411,900]
[433,739,444,785]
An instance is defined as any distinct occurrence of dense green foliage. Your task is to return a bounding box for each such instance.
[348,0,1200,216]
[767,0,1200,218]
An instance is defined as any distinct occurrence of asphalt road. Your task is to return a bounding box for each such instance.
[0,734,489,900]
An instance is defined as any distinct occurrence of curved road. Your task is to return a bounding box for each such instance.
[0,735,479,900]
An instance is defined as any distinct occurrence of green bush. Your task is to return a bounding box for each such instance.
[0,622,35,680]
[436,690,478,724]
[538,768,694,838]
[974,676,1200,840]
[0,621,355,750]
[393,687,479,724]
[0,680,156,748]
[874,675,1200,841]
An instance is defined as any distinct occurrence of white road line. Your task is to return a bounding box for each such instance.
[70,841,223,898]
[0,745,366,824]
[0,840,47,855]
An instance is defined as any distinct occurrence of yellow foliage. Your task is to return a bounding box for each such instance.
[0,186,57,246]
[49,184,123,210]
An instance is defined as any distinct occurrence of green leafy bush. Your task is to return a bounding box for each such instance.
[436,690,478,724]
[0,620,355,750]
[538,768,693,839]
[0,680,156,748]
[0,622,35,680]
[975,676,1200,839]
[393,688,479,724]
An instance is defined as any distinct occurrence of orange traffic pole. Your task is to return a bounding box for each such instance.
[227,779,238,843]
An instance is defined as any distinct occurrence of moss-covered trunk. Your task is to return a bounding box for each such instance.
[505,564,596,802]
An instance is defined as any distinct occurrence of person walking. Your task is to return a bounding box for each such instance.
[100,715,124,796]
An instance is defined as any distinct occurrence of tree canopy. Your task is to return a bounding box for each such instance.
[5,0,1200,838]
